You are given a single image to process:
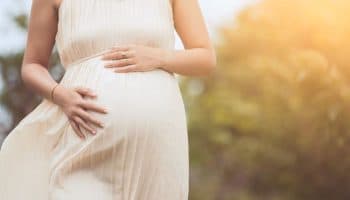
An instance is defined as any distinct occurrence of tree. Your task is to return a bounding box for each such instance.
[182,0,350,199]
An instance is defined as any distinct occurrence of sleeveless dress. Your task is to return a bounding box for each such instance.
[0,0,189,199]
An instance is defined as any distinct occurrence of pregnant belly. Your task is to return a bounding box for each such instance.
[58,54,187,133]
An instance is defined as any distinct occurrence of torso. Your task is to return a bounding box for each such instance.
[55,0,175,67]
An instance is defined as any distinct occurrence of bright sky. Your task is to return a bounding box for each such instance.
[0,0,258,54]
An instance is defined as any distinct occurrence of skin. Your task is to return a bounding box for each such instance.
[101,0,217,76]
[22,0,216,139]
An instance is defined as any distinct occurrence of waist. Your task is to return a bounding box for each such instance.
[61,48,175,76]
[63,48,112,69]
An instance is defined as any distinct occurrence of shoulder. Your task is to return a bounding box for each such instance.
[31,0,59,12]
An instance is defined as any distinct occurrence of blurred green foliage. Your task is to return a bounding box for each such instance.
[182,0,350,199]
[2,0,350,199]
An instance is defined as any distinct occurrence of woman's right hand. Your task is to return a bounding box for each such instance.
[52,84,108,139]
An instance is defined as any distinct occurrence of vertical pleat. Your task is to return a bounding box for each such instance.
[0,0,188,199]
[56,0,175,68]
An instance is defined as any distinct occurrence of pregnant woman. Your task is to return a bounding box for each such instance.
[0,0,216,199]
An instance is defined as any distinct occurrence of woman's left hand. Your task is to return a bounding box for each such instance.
[101,44,169,73]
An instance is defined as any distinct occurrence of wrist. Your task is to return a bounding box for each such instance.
[51,84,67,106]
[50,84,59,103]
[159,48,173,70]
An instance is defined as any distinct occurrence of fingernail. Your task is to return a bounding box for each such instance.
[92,130,97,134]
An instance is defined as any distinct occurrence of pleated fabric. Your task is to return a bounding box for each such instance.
[0,0,189,199]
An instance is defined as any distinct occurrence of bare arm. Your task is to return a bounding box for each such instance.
[21,0,60,101]
[100,0,216,77]
[21,0,108,139]
[162,0,217,76]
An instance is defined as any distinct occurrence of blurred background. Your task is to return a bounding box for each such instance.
[1,0,350,199]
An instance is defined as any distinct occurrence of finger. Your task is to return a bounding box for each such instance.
[102,45,131,56]
[75,108,105,128]
[114,64,138,73]
[70,120,85,139]
[102,50,135,60]
[74,87,97,98]
[72,121,85,139]
[104,58,135,68]
[107,45,131,53]
[104,58,136,68]
[74,116,97,135]
[79,101,109,114]
[101,52,122,61]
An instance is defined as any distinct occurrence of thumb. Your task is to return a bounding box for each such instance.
[74,86,97,98]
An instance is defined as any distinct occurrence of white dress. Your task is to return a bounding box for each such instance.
[0,0,189,199]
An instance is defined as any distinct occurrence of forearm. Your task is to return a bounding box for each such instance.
[162,47,217,77]
[21,63,60,103]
